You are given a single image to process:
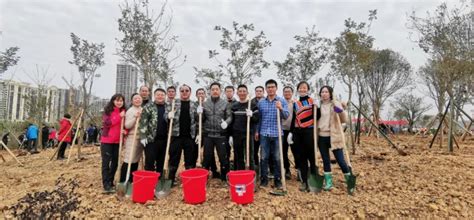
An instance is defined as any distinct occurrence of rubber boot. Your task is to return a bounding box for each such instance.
[323,172,333,191]
[344,173,355,194]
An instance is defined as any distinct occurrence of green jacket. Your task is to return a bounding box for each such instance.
[139,102,167,143]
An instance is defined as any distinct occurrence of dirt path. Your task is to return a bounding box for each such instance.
[1,135,473,218]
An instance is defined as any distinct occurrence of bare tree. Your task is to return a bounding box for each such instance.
[418,59,447,115]
[23,65,56,125]
[363,49,412,134]
[195,21,271,86]
[391,93,431,133]
[116,0,185,90]
[274,26,331,88]
[69,32,105,122]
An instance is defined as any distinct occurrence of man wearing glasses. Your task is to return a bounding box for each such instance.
[165,84,198,186]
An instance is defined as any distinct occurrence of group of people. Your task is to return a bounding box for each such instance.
[91,79,352,194]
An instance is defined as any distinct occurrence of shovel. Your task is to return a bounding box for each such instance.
[270,107,287,196]
[335,107,356,195]
[155,99,175,198]
[117,113,141,198]
[245,96,252,170]
[308,101,324,193]
[197,97,203,168]
[67,110,85,164]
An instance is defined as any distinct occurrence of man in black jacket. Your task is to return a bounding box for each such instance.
[231,85,259,171]
[201,82,232,184]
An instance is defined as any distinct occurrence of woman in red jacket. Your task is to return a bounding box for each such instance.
[57,114,72,160]
[101,94,126,193]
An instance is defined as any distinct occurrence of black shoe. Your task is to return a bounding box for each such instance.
[268,173,274,179]
[274,181,283,189]
[260,179,269,187]
[57,157,65,160]
[299,182,309,192]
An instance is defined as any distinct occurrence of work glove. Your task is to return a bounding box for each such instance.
[246,109,253,117]
[140,138,148,147]
[229,136,233,147]
[197,106,203,114]
[287,132,294,145]
[167,111,175,119]
[220,119,228,129]
[195,135,201,145]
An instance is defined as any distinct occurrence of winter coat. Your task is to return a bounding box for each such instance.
[58,119,72,143]
[202,97,232,138]
[317,100,348,150]
[101,107,124,144]
[26,125,39,140]
[165,99,198,138]
[139,102,168,143]
[123,106,143,163]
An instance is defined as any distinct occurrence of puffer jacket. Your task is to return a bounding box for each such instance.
[202,97,232,138]
[101,107,123,144]
[165,99,198,138]
[58,118,72,143]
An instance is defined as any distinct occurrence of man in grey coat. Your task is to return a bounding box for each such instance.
[200,82,232,183]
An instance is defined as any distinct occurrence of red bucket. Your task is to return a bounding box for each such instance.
[180,168,209,204]
[132,170,160,204]
[227,170,256,204]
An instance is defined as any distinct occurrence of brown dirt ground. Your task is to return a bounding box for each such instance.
[1,135,473,219]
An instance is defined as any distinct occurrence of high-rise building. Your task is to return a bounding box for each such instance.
[116,64,138,106]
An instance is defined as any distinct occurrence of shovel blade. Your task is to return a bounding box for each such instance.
[269,189,287,196]
[347,174,356,195]
[155,179,172,198]
[116,182,128,197]
[308,171,324,193]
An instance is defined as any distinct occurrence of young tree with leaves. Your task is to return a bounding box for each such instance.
[274,26,331,88]
[0,46,20,76]
[195,21,271,86]
[362,49,412,135]
[69,32,105,127]
[391,93,431,133]
[116,0,185,91]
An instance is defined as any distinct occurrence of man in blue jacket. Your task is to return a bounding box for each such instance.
[26,123,39,153]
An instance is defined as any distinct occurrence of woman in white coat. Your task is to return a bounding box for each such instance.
[119,93,143,183]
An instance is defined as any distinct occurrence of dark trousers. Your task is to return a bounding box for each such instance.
[203,136,229,181]
[100,143,119,189]
[119,162,139,183]
[318,136,349,174]
[144,139,167,174]
[41,137,48,149]
[169,136,195,181]
[28,139,37,152]
[194,142,218,173]
[283,130,299,173]
[294,129,316,183]
[254,139,260,167]
[233,132,255,171]
[57,142,69,159]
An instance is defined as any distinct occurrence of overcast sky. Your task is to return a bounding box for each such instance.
[1,0,470,118]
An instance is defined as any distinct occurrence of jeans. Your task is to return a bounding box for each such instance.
[260,135,281,183]
[318,136,349,173]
